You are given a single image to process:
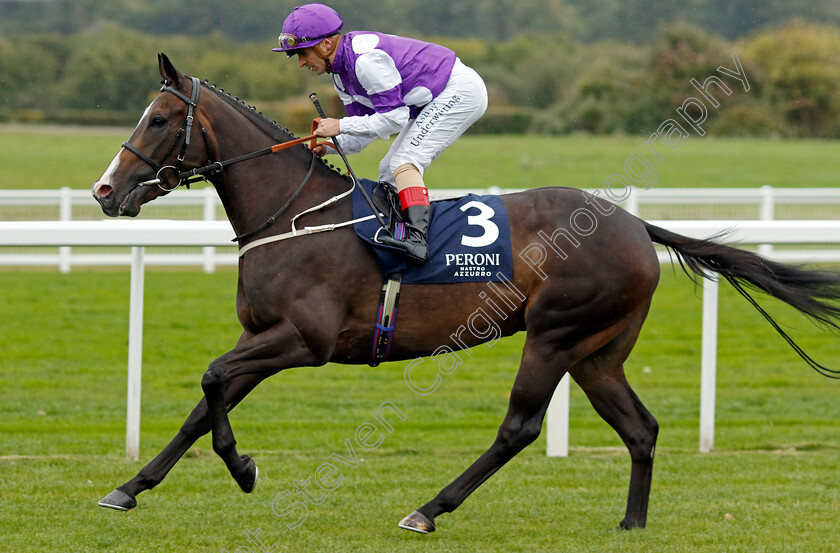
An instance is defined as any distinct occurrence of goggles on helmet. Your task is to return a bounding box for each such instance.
[277,32,332,51]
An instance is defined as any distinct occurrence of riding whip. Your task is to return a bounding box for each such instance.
[309,93,391,233]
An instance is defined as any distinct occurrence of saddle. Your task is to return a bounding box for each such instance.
[353,179,514,366]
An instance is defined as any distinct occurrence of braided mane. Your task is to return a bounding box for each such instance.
[198,78,344,177]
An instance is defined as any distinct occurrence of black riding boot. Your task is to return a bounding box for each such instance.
[381,204,430,264]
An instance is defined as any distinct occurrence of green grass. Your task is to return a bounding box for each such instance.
[1,269,839,553]
[1,125,840,551]
[0,125,132,191]
[2,124,839,191]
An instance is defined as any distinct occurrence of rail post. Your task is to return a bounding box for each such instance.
[59,187,72,273]
[699,273,719,453]
[126,246,145,461]
[202,187,217,274]
[546,373,570,457]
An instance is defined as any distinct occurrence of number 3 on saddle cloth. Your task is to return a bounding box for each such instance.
[352,179,514,365]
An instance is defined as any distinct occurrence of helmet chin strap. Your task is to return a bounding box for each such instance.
[314,35,339,73]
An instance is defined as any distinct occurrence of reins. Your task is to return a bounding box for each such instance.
[232,153,317,242]
[121,77,338,242]
[136,120,326,194]
[121,77,391,251]
[128,78,325,195]
[131,133,320,192]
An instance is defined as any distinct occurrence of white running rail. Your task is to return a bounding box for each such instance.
[1,219,839,460]
[4,186,840,271]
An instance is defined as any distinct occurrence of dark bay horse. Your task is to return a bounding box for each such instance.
[92,54,840,533]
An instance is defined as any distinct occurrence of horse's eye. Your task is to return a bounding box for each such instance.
[150,116,167,128]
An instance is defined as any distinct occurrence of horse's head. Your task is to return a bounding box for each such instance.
[92,53,210,217]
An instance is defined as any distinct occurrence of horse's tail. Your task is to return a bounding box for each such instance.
[643,220,840,379]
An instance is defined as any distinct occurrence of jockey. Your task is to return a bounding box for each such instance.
[274,3,488,264]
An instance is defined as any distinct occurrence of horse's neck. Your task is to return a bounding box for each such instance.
[208,112,351,240]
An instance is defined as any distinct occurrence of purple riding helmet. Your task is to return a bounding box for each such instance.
[273,3,343,55]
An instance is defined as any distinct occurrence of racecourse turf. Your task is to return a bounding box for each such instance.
[0,127,839,552]
[1,124,839,191]
[1,269,838,552]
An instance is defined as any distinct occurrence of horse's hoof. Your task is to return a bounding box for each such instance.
[98,489,137,511]
[234,455,258,493]
[398,511,435,534]
[617,518,644,530]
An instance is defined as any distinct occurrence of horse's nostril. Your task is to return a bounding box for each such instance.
[95,184,113,199]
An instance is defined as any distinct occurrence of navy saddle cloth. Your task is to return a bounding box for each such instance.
[352,179,513,284]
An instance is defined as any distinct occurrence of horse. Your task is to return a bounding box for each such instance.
[92,53,840,534]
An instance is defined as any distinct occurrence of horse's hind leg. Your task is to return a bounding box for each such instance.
[399,305,656,533]
[98,371,264,510]
[399,336,567,533]
[570,323,659,529]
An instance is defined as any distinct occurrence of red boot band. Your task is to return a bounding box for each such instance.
[399,186,430,208]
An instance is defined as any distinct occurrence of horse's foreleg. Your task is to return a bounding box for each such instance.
[98,372,263,510]
[399,340,563,533]
[201,365,259,494]
[200,320,322,493]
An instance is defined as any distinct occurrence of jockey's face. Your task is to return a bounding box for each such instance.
[297,47,328,75]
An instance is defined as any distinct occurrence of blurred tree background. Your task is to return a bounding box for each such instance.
[1,0,839,137]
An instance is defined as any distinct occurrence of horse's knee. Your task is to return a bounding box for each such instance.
[201,362,227,392]
[496,417,542,452]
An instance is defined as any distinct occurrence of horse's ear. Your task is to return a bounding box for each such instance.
[158,52,183,89]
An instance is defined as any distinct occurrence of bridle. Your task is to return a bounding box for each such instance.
[121,77,210,192]
[120,76,323,242]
